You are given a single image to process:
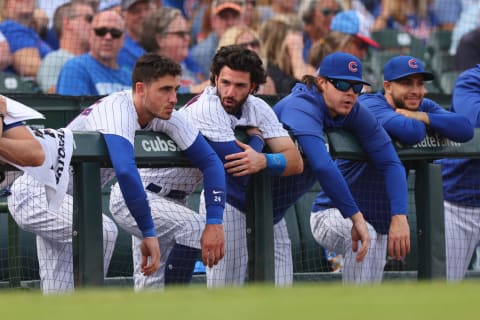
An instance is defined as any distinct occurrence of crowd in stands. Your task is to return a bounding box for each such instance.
[0,0,477,95]
[1,0,480,291]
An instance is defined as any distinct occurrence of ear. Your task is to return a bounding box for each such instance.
[316,77,327,91]
[383,81,391,93]
[249,83,257,94]
[135,81,145,96]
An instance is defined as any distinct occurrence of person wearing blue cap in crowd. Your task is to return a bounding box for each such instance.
[272,52,411,283]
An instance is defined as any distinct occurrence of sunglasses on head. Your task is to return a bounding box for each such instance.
[70,13,93,23]
[327,78,363,94]
[93,27,123,39]
[321,8,341,16]
[238,39,260,49]
[163,30,190,38]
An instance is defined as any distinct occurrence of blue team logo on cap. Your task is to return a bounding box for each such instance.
[408,58,419,69]
[348,61,359,73]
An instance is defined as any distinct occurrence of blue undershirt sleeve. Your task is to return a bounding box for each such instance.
[297,134,360,218]
[103,134,155,237]
[183,134,226,224]
[368,141,409,215]
[382,115,427,145]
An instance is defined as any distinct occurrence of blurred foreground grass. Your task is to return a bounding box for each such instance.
[0,281,478,320]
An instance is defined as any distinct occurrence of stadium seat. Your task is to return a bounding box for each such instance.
[439,70,461,95]
[0,72,39,94]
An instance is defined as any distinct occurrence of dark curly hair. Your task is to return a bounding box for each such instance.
[132,53,182,90]
[210,45,267,93]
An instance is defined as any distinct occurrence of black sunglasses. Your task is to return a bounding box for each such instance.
[70,13,93,23]
[327,78,363,94]
[163,30,190,38]
[93,27,123,39]
[321,8,341,16]
[238,39,260,49]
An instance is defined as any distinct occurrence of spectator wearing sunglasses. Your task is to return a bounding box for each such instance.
[272,52,411,284]
[57,10,131,95]
[117,0,156,73]
[217,25,275,94]
[139,7,209,94]
[299,0,342,62]
[37,2,94,93]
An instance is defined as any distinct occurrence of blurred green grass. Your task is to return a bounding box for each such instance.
[0,281,478,320]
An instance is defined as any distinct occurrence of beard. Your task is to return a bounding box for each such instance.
[218,92,249,115]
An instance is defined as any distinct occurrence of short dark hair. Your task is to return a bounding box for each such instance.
[132,53,182,90]
[210,45,266,92]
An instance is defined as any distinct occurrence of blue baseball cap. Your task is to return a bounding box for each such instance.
[318,52,370,85]
[331,10,380,48]
[384,56,434,81]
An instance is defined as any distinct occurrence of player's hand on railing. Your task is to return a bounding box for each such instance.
[350,212,371,262]
[200,224,225,268]
[224,140,267,176]
[140,237,161,276]
[388,214,411,260]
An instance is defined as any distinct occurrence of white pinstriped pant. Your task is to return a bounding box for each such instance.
[8,174,118,294]
[310,208,388,284]
[202,196,293,287]
[444,200,480,281]
[109,183,205,291]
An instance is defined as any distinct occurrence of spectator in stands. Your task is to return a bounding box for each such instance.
[371,0,438,42]
[56,10,131,96]
[190,0,245,79]
[308,9,380,69]
[217,25,275,94]
[117,0,156,73]
[0,31,12,71]
[37,2,94,93]
[433,0,462,31]
[436,65,480,281]
[351,55,473,282]
[258,15,316,94]
[454,25,480,72]
[139,7,208,94]
[299,0,342,62]
[272,52,378,282]
[0,0,52,78]
[449,0,479,55]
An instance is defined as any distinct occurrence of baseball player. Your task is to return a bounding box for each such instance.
[107,54,227,290]
[348,56,472,282]
[4,94,111,294]
[164,45,303,287]
[272,52,408,284]
[436,64,480,281]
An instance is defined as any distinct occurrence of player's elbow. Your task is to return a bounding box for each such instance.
[17,148,45,167]
[282,155,304,176]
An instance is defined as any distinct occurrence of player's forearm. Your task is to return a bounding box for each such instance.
[0,136,44,166]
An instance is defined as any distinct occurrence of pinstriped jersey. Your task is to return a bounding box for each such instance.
[67,89,200,188]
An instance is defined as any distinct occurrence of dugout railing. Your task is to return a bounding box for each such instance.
[0,93,479,288]
[72,128,480,287]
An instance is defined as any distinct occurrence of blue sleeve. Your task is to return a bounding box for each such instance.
[103,134,155,237]
[57,60,94,95]
[422,99,474,142]
[382,114,427,145]
[297,134,359,218]
[248,134,265,152]
[183,134,226,224]
[452,69,480,127]
[367,140,409,215]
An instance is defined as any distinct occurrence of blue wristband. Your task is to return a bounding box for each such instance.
[265,153,286,175]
